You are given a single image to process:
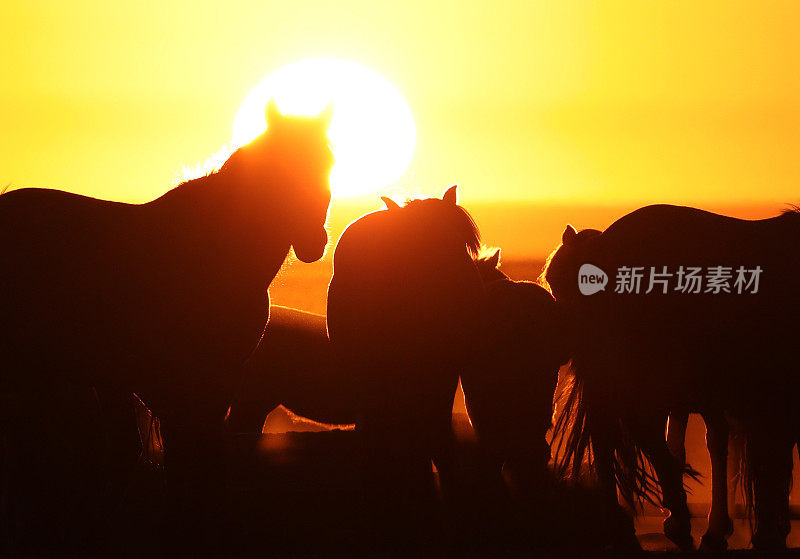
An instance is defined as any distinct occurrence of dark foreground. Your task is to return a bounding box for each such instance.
[3,408,800,557]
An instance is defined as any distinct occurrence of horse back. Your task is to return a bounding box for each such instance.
[0,188,268,414]
[574,204,800,412]
[0,189,137,327]
[602,204,798,262]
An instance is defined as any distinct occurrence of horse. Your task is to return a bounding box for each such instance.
[326,186,484,550]
[544,204,800,551]
[460,249,569,491]
[227,305,356,432]
[228,250,568,487]
[0,99,333,552]
[666,407,742,550]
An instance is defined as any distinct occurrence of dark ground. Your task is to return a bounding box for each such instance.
[4,403,800,556]
[3,258,800,555]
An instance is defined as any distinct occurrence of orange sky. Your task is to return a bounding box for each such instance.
[2,1,799,208]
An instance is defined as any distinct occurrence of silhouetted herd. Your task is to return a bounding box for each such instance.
[1,103,798,555]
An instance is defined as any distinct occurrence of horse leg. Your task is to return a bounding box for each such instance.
[93,387,140,507]
[359,414,440,552]
[666,408,688,465]
[87,385,141,551]
[631,414,694,551]
[226,396,278,434]
[699,411,734,551]
[593,433,641,550]
[750,429,793,551]
[727,424,743,520]
[226,361,278,435]
[160,412,233,554]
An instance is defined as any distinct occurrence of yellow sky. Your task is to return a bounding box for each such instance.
[2,1,799,205]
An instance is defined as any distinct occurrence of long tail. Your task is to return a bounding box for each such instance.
[552,359,699,511]
[737,425,793,534]
[739,435,755,531]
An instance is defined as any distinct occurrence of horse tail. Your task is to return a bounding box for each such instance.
[736,425,794,536]
[738,434,756,531]
[553,358,697,511]
[552,368,591,481]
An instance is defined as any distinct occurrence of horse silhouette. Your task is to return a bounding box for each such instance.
[0,99,333,551]
[665,407,740,550]
[326,186,484,550]
[544,204,800,551]
[227,305,355,432]
[461,249,568,490]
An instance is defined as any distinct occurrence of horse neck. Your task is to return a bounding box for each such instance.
[477,266,508,285]
[142,171,293,274]
[147,171,235,216]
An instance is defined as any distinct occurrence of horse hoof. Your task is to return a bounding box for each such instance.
[669,534,695,552]
[699,533,728,553]
[604,533,642,552]
[606,509,642,551]
[707,516,734,537]
[664,516,694,551]
[752,533,787,552]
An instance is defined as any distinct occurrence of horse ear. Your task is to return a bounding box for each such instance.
[442,185,458,205]
[266,99,282,127]
[381,196,401,210]
[318,103,334,129]
[487,248,501,268]
[562,224,578,246]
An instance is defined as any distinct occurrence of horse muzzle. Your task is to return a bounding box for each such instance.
[292,228,328,263]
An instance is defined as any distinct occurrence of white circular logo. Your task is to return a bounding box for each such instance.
[578,264,608,296]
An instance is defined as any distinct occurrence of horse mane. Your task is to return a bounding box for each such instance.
[781,204,800,217]
[167,116,334,198]
[174,143,235,186]
[401,197,482,256]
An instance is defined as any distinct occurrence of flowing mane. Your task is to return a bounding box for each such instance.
[401,197,482,256]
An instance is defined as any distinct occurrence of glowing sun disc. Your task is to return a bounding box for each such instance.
[232,58,416,197]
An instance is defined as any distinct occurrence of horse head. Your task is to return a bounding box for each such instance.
[222,99,334,263]
[543,225,602,303]
[473,248,507,284]
[380,185,482,262]
[474,245,572,370]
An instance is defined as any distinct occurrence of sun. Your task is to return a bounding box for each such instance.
[232,58,416,197]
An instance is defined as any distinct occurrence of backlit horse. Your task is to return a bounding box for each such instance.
[0,100,333,551]
[545,204,800,551]
[462,249,569,489]
[326,187,484,549]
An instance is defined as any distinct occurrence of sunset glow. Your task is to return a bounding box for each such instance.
[232,58,416,197]
[5,4,800,553]
[3,3,799,240]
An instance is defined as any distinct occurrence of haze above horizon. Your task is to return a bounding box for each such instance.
[2,2,799,208]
